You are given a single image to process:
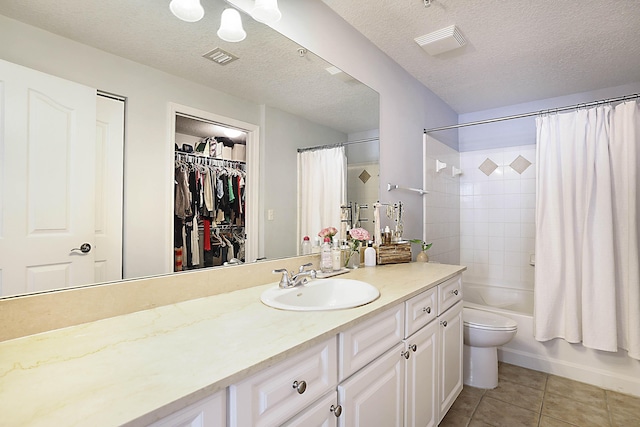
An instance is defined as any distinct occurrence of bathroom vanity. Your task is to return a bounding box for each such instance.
[0,262,464,426]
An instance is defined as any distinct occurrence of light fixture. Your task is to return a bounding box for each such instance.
[224,128,243,138]
[217,8,247,43]
[169,0,204,22]
[251,0,282,24]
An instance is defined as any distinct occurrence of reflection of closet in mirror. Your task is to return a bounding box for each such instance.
[174,114,248,271]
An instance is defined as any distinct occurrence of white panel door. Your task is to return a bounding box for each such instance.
[0,59,96,296]
[438,301,463,422]
[404,320,439,427]
[94,95,124,284]
[338,343,405,427]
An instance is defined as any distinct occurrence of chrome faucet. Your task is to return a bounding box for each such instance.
[273,263,317,289]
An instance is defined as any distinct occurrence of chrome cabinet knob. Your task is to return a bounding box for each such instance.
[410,344,417,352]
[70,243,91,254]
[441,320,448,327]
[423,306,431,314]
[401,350,411,359]
[451,289,459,296]
[292,380,307,394]
[330,404,343,417]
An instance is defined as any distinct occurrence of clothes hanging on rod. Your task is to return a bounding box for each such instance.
[424,93,640,133]
[174,151,246,271]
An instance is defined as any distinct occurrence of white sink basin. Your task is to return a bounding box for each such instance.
[260,278,380,311]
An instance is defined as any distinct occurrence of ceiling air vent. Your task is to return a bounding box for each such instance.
[414,25,466,56]
[202,48,239,65]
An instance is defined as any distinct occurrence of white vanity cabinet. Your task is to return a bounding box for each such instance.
[227,273,463,427]
[147,390,226,427]
[228,337,337,427]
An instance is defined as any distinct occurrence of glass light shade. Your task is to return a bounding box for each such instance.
[251,0,282,24]
[217,8,247,42]
[169,0,205,22]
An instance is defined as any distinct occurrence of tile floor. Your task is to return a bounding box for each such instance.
[440,362,640,427]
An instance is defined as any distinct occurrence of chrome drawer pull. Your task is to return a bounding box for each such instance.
[330,404,343,417]
[451,289,459,296]
[422,306,431,314]
[292,380,307,394]
[441,320,448,327]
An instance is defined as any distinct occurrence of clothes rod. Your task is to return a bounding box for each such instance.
[387,183,428,196]
[424,93,640,133]
[297,137,379,153]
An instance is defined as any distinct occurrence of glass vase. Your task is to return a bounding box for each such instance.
[346,250,360,269]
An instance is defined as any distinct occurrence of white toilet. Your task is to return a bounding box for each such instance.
[463,307,518,389]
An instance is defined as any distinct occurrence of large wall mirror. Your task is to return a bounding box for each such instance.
[0,0,379,297]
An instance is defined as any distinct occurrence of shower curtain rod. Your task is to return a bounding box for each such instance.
[297,137,379,153]
[424,93,640,133]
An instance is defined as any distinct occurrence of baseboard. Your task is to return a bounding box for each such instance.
[498,347,640,398]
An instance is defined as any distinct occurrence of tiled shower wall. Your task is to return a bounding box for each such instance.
[459,145,536,290]
[424,137,460,265]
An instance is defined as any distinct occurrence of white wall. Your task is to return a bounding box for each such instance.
[261,105,346,259]
[458,82,640,152]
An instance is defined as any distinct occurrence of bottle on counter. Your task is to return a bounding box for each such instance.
[364,241,376,267]
[320,237,333,273]
[331,240,342,271]
[301,235,311,255]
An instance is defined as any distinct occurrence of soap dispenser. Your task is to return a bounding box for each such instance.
[320,237,333,273]
[364,241,376,267]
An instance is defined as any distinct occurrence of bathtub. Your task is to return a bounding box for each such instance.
[463,282,640,398]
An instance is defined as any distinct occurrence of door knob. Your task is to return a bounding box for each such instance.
[71,243,92,254]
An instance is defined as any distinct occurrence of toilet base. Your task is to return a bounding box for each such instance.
[463,344,499,389]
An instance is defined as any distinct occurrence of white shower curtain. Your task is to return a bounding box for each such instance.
[297,147,346,249]
[534,101,640,359]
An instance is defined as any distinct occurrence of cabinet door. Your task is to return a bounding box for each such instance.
[282,391,340,427]
[147,390,225,427]
[404,320,438,427]
[438,301,463,422]
[337,343,404,427]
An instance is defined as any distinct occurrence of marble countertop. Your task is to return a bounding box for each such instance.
[0,262,464,427]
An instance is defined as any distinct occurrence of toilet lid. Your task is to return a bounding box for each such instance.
[463,308,518,331]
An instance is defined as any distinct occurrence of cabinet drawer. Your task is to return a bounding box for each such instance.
[147,390,225,427]
[339,304,404,381]
[282,391,339,427]
[437,274,462,315]
[404,286,437,338]
[229,337,337,427]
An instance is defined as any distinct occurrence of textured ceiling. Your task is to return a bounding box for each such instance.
[323,0,640,113]
[0,0,379,135]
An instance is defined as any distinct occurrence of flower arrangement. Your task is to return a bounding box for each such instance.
[346,227,370,267]
[318,226,338,243]
[409,239,433,252]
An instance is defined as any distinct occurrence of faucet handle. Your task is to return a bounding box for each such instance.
[298,262,313,273]
[273,268,292,288]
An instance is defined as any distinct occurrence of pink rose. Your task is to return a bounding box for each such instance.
[349,227,370,242]
[318,227,338,239]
